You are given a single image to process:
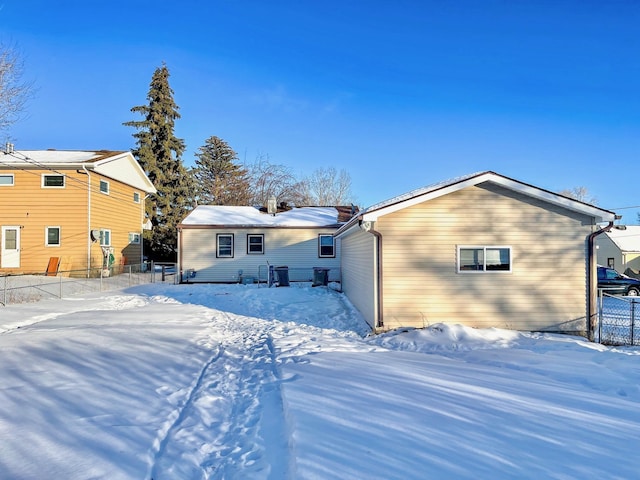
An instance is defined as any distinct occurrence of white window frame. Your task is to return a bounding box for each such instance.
[128,232,141,244]
[217,233,234,258]
[45,226,61,247]
[41,174,65,188]
[318,234,336,258]
[0,174,14,186]
[247,234,264,254]
[133,192,141,203]
[99,179,110,195]
[99,229,111,246]
[457,245,512,273]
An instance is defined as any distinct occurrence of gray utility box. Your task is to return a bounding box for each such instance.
[313,267,330,287]
[274,266,290,287]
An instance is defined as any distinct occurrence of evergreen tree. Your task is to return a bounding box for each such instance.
[123,63,193,260]
[193,136,251,205]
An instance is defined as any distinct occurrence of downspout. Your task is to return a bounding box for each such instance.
[587,220,615,341]
[83,165,91,274]
[372,227,383,330]
[177,226,182,283]
[361,220,384,330]
[141,194,150,266]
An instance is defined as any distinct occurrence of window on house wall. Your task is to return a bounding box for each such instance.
[0,174,14,186]
[128,232,141,244]
[46,227,61,246]
[458,246,511,272]
[99,229,111,246]
[247,234,264,254]
[99,179,110,194]
[217,234,234,258]
[42,174,65,188]
[607,258,615,269]
[318,234,335,258]
[133,192,140,203]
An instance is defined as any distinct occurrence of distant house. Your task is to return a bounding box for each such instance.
[335,171,616,336]
[596,225,640,274]
[0,148,156,275]
[178,205,353,283]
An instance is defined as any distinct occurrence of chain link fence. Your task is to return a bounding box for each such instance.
[1,262,178,306]
[598,291,640,346]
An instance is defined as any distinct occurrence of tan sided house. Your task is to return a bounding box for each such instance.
[595,225,640,275]
[178,205,354,284]
[0,148,156,275]
[335,171,616,337]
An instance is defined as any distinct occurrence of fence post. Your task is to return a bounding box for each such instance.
[631,300,636,346]
[597,289,602,343]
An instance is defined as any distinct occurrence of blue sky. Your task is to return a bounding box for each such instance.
[2,0,639,218]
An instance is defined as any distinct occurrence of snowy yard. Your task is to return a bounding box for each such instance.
[1,283,640,479]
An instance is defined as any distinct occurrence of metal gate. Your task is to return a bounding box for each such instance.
[597,291,640,346]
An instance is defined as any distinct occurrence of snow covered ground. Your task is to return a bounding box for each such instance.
[1,283,639,479]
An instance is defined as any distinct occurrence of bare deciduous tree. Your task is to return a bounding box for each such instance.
[558,186,597,205]
[0,44,31,132]
[247,154,306,207]
[299,167,354,206]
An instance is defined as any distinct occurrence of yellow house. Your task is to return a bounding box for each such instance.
[0,148,156,275]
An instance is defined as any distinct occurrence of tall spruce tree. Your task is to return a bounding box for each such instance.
[124,63,193,261]
[193,136,251,205]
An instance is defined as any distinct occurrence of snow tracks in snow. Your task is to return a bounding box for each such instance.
[148,310,291,480]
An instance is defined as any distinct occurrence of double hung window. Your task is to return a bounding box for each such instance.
[217,234,234,258]
[247,234,264,254]
[318,234,335,258]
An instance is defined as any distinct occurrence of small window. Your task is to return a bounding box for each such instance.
[217,234,234,258]
[0,174,14,186]
[247,234,264,254]
[99,229,111,246]
[46,227,61,247]
[42,174,65,188]
[128,232,141,244]
[133,192,141,203]
[458,246,511,272]
[99,180,110,194]
[319,234,335,258]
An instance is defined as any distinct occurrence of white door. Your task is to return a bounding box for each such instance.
[1,226,20,268]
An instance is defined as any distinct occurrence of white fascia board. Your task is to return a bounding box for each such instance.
[362,172,616,223]
[487,175,616,223]
[94,152,157,194]
[334,220,362,239]
[362,175,489,221]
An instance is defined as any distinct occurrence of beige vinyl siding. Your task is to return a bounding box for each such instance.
[180,227,341,283]
[340,228,377,329]
[376,183,594,333]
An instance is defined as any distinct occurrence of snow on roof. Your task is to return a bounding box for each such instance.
[2,150,126,165]
[604,226,640,252]
[181,206,341,227]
